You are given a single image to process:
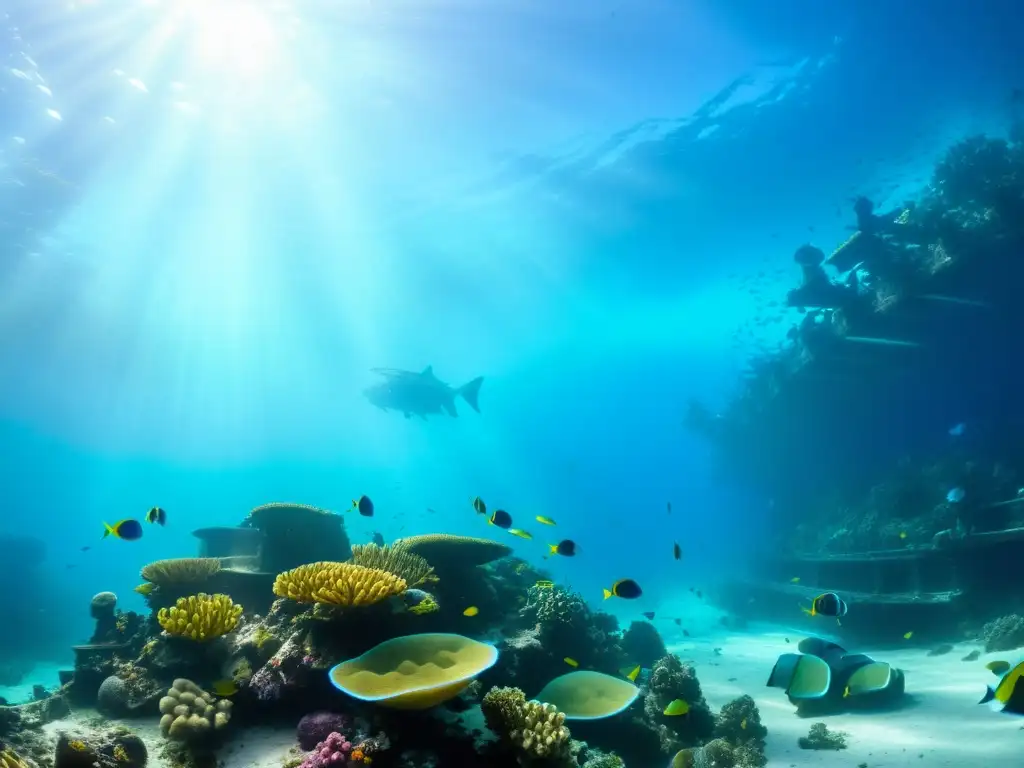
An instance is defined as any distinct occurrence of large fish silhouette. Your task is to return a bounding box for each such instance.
[363,366,483,420]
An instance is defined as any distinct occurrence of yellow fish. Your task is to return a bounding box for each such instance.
[663,699,690,716]
[211,679,238,697]
[987,660,1011,676]
[536,515,557,526]
[133,583,155,596]
[899,531,907,539]
[563,657,579,667]
[790,577,800,583]
[740,718,747,730]
[508,528,533,540]
[621,665,640,682]
[903,631,913,640]
[535,580,555,589]
[463,606,479,617]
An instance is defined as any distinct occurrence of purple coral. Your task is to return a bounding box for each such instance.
[297,712,351,750]
[300,733,353,768]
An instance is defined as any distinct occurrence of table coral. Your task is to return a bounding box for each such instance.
[348,543,437,588]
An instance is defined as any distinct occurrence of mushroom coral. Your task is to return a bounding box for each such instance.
[534,671,640,720]
[329,632,498,709]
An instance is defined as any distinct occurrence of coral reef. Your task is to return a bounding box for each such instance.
[243,503,351,574]
[713,696,767,768]
[157,594,243,641]
[642,654,715,754]
[349,543,437,588]
[54,729,148,768]
[272,563,406,607]
[980,614,1024,652]
[158,679,232,740]
[621,621,667,669]
[481,686,572,765]
[798,723,847,750]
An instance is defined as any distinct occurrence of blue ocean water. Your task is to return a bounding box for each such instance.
[1,1,1022,759]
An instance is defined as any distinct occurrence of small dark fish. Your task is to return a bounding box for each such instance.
[673,542,682,560]
[352,495,374,517]
[472,496,487,515]
[689,587,695,593]
[426,507,438,514]
[667,501,672,514]
[642,611,655,620]
[683,629,690,637]
[103,519,143,541]
[146,506,167,525]
[489,509,513,529]
[603,579,642,600]
[962,650,981,661]
[803,591,848,619]
[673,618,681,626]
[548,539,577,557]
[927,644,954,657]
[696,590,702,599]
[371,532,385,547]
[80,546,91,552]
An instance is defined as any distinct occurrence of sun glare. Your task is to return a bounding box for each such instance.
[176,0,280,77]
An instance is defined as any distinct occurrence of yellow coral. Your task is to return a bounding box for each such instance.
[113,745,129,763]
[68,741,87,752]
[273,562,407,607]
[157,593,243,641]
[349,543,437,587]
[350,750,364,762]
[1,747,30,768]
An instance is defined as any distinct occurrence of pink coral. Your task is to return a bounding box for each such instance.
[300,733,354,768]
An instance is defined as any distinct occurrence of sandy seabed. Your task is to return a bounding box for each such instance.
[670,628,1021,767]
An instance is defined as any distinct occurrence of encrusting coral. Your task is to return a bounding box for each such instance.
[141,558,222,586]
[797,722,846,750]
[158,678,232,741]
[980,614,1024,652]
[272,562,407,607]
[157,593,243,641]
[481,686,572,764]
[349,543,437,588]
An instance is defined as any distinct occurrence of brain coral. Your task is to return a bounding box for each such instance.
[273,562,406,607]
[158,678,232,740]
[157,593,243,641]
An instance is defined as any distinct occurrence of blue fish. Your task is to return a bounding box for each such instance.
[371,531,385,547]
[947,487,966,504]
[351,495,374,517]
[949,422,966,437]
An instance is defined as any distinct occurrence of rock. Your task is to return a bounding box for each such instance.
[96,677,129,717]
